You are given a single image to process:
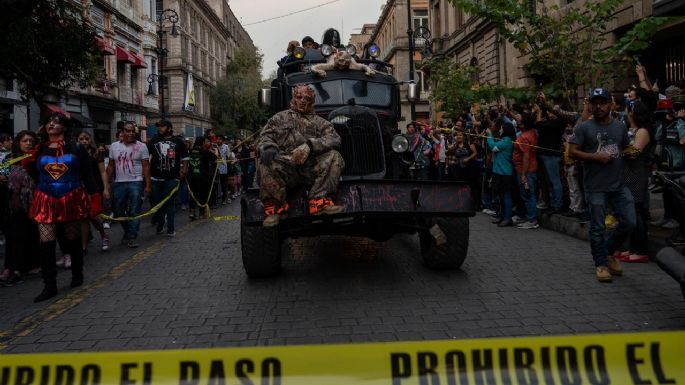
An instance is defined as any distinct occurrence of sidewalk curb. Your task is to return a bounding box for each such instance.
[538,212,671,257]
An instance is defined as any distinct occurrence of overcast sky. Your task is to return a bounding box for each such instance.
[229,0,387,78]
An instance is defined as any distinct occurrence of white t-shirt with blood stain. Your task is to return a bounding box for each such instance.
[109,140,150,183]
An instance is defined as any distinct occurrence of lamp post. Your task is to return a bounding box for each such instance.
[406,0,415,123]
[406,0,432,123]
[154,9,179,120]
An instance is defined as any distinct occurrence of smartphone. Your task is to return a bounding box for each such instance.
[633,55,642,66]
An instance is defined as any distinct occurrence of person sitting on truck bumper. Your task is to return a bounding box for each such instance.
[256,84,346,227]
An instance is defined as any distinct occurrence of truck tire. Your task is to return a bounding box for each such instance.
[241,213,282,278]
[419,217,469,269]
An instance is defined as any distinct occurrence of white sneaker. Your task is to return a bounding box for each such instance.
[63,255,72,269]
[482,209,497,216]
[103,222,110,229]
[56,255,66,267]
[536,202,549,210]
[512,215,525,224]
[102,237,110,251]
[661,219,680,229]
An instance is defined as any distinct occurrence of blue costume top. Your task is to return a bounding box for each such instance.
[37,153,82,198]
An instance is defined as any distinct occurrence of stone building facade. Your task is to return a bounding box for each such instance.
[0,0,159,142]
[369,0,431,127]
[156,0,253,139]
[348,24,377,55]
[427,0,685,119]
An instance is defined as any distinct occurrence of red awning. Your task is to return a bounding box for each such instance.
[96,36,115,55]
[130,51,148,68]
[116,46,136,64]
[45,104,71,119]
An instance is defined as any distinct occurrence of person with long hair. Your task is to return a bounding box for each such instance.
[2,131,40,286]
[30,113,96,302]
[616,101,654,262]
[487,119,516,227]
[77,131,110,253]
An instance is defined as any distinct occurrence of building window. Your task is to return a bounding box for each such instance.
[415,70,429,93]
[117,61,127,87]
[469,57,480,83]
[413,9,428,30]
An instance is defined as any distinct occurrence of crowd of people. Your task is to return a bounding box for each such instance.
[0,115,255,301]
[404,65,685,282]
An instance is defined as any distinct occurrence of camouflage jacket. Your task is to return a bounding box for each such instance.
[256,110,341,156]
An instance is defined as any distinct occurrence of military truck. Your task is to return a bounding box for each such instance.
[241,44,475,277]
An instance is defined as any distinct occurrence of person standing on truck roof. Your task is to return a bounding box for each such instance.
[302,36,317,49]
[256,84,346,227]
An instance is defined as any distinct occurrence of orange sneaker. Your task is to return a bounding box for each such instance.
[308,197,344,216]
[263,202,289,227]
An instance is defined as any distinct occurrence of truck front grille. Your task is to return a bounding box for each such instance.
[329,107,385,177]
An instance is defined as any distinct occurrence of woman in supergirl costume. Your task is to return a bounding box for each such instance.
[30,112,97,302]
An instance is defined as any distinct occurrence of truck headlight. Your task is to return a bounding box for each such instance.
[320,44,334,57]
[392,135,409,153]
[346,44,357,57]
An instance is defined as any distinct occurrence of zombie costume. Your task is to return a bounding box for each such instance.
[256,99,344,205]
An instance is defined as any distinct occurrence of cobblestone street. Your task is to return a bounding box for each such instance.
[1,202,684,354]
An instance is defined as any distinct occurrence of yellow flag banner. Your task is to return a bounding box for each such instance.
[0,331,683,385]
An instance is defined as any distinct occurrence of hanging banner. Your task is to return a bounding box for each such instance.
[184,72,195,112]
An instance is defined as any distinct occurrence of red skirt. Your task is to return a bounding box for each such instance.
[30,188,91,224]
[89,192,103,217]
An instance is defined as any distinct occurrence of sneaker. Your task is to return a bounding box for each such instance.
[482,209,497,216]
[101,237,110,251]
[536,201,549,210]
[0,269,10,282]
[56,255,67,267]
[309,197,344,215]
[667,236,685,247]
[517,220,539,229]
[181,204,188,211]
[33,288,58,302]
[596,266,612,282]
[103,222,110,229]
[156,220,165,234]
[63,255,72,269]
[661,219,680,229]
[607,256,623,276]
[263,202,289,227]
[126,239,140,248]
[512,215,525,224]
[166,231,176,237]
[3,273,24,287]
[651,217,670,227]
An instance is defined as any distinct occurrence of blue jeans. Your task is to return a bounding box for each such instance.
[586,187,637,267]
[540,155,563,209]
[517,172,538,221]
[179,180,189,205]
[112,181,144,239]
[151,179,179,233]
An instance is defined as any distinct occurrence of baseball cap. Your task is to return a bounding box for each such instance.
[156,119,173,128]
[589,88,611,102]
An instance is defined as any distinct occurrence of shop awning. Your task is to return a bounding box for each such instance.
[116,46,136,64]
[130,51,148,68]
[44,104,71,119]
[96,36,115,55]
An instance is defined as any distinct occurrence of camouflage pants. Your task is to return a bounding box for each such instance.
[258,150,345,204]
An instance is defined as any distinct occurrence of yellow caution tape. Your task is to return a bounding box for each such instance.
[100,183,180,222]
[212,215,240,221]
[0,153,32,169]
[186,162,221,218]
[0,331,682,384]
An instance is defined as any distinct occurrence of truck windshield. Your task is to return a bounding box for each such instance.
[308,80,392,108]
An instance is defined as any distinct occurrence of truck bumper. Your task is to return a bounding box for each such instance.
[242,180,476,226]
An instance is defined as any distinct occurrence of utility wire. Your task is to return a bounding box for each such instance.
[243,0,342,26]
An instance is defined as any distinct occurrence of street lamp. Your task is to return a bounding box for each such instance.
[155,9,180,119]
[406,0,432,123]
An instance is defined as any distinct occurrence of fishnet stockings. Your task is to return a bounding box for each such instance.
[38,222,81,242]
